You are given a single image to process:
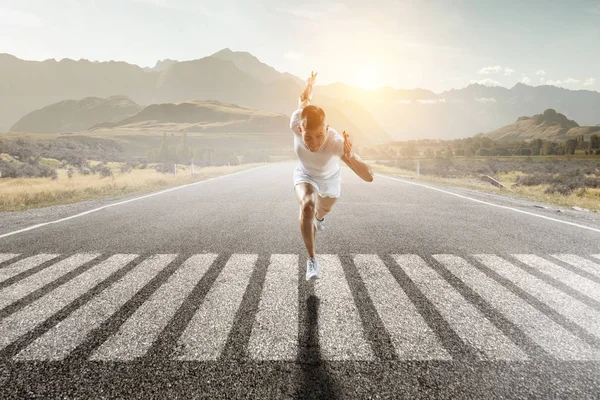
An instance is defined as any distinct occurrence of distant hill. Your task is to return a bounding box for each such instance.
[2,49,600,141]
[91,100,289,133]
[142,59,178,72]
[10,96,143,133]
[210,48,305,87]
[1,50,388,145]
[484,109,600,142]
[88,99,378,146]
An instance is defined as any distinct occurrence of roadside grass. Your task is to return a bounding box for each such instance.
[369,162,600,212]
[0,161,267,212]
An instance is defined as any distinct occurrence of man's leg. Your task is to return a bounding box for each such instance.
[315,194,338,221]
[294,182,318,258]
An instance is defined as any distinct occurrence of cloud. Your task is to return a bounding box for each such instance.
[536,69,546,76]
[476,97,497,104]
[503,67,515,76]
[583,78,596,86]
[563,77,580,84]
[478,65,502,74]
[417,98,446,104]
[284,52,303,60]
[0,7,43,27]
[470,78,501,86]
[546,79,562,85]
[521,77,531,84]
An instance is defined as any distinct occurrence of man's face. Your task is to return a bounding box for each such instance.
[299,122,329,152]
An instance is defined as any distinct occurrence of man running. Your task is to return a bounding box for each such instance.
[291,71,374,280]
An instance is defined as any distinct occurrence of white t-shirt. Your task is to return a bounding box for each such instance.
[290,108,345,179]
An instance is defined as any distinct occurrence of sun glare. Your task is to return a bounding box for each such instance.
[355,63,381,89]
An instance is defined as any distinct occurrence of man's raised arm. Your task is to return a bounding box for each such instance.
[299,71,317,109]
[340,130,374,182]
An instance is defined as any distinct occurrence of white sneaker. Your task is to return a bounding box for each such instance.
[314,214,325,232]
[306,257,321,281]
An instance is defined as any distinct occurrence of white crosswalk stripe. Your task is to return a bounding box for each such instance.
[0,253,20,265]
[0,252,599,362]
[313,255,373,360]
[436,254,600,360]
[0,254,137,352]
[14,254,177,360]
[512,254,600,303]
[549,254,600,279]
[0,254,60,284]
[354,254,450,360]
[394,254,527,361]
[90,254,217,361]
[0,253,100,311]
[175,254,257,361]
[248,254,299,360]
[474,254,600,341]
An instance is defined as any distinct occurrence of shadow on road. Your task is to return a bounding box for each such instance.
[297,281,339,399]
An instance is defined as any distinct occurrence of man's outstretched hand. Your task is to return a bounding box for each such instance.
[342,130,353,159]
[307,71,318,86]
[299,71,317,107]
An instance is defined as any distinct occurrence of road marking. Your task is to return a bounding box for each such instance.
[90,254,217,361]
[354,254,450,360]
[436,254,600,360]
[376,174,600,234]
[0,254,137,352]
[0,253,100,310]
[512,254,600,303]
[176,254,257,361]
[475,254,600,341]
[549,254,600,279]
[0,254,20,264]
[0,254,60,284]
[0,165,270,239]
[313,255,374,360]
[14,254,176,360]
[248,254,299,360]
[393,254,527,360]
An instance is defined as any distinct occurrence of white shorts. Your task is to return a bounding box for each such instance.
[292,164,341,199]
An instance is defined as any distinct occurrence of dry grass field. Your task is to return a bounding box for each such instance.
[0,161,267,212]
[370,157,600,212]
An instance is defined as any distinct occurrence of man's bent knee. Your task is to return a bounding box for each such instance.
[300,199,315,218]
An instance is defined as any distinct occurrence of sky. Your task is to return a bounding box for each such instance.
[0,0,599,93]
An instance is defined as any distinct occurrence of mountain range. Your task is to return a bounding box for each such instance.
[484,109,600,142]
[1,48,599,141]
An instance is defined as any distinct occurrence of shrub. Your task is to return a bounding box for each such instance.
[120,163,133,173]
[155,163,175,174]
[515,173,549,186]
[98,166,113,178]
[544,184,573,196]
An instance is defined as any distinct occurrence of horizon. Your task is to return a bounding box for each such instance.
[1,0,598,93]
[2,49,599,96]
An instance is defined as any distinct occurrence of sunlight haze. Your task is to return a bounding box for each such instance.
[1,0,598,92]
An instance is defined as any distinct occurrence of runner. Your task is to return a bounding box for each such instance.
[291,71,374,280]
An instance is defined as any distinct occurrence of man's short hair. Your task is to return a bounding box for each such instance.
[301,105,326,131]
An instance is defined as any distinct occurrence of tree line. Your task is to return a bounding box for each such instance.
[146,132,271,165]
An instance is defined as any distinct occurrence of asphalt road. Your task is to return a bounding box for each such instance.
[0,161,599,399]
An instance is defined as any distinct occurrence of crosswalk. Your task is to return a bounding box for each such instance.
[0,252,599,362]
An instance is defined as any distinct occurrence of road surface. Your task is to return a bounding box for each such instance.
[0,161,599,398]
